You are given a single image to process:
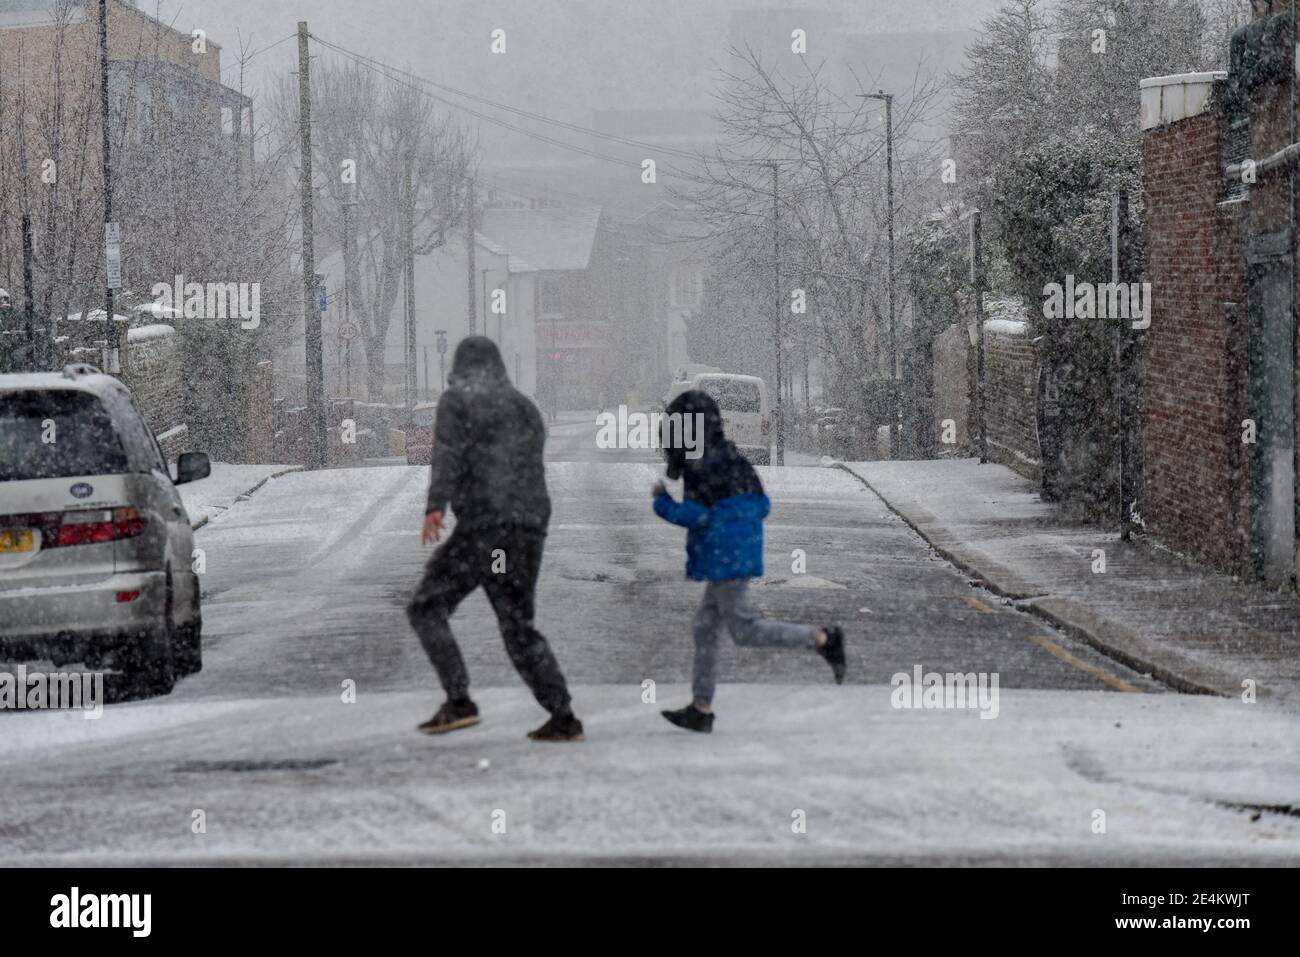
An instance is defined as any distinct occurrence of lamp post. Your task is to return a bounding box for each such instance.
[861,91,897,457]
[341,190,357,398]
[765,161,785,466]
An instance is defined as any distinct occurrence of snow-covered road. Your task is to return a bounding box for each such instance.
[3,458,1299,864]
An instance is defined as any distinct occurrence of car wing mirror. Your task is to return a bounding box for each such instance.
[174,451,211,486]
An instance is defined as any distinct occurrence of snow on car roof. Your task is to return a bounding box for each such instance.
[1,371,160,472]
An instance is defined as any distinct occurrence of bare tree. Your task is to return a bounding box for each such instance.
[0,1,101,334]
[680,44,945,428]
[270,58,476,400]
[1,6,299,369]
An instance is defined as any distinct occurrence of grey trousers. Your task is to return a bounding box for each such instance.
[692,578,819,705]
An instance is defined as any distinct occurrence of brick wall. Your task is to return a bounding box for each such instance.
[123,326,189,462]
[1141,106,1249,570]
[984,325,1041,481]
[60,323,190,461]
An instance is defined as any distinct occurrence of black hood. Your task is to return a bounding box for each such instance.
[662,389,726,480]
[449,336,509,387]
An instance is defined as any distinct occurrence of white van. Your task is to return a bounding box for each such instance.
[667,372,771,465]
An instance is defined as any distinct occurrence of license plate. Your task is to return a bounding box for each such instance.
[0,529,34,553]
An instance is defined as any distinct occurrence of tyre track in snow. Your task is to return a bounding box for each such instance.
[175,466,431,701]
[178,457,1156,709]
[543,460,694,691]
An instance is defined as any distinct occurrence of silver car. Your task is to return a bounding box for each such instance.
[0,364,209,697]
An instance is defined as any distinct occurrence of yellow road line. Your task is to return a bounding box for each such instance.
[1023,632,1142,693]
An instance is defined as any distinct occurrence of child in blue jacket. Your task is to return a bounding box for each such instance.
[652,390,845,733]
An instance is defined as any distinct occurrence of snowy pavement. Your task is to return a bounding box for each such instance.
[4,455,1299,863]
[177,463,300,529]
[839,459,1300,707]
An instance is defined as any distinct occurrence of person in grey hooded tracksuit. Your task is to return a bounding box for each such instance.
[406,336,582,742]
[652,390,846,733]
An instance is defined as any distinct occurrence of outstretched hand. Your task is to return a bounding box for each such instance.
[652,480,667,499]
[422,510,445,545]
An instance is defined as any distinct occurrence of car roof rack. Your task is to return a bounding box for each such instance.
[61,363,103,379]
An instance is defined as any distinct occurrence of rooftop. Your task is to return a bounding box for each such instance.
[480,206,601,273]
[475,233,537,274]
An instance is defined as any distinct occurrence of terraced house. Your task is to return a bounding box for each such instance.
[0,0,264,459]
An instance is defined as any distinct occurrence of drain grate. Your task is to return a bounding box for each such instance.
[173,758,340,773]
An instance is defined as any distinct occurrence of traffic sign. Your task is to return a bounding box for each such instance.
[105,223,121,290]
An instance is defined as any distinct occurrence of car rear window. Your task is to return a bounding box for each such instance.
[697,378,761,414]
[0,390,129,481]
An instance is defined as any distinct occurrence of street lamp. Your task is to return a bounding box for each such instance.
[341,190,358,398]
[765,161,785,466]
[861,91,898,458]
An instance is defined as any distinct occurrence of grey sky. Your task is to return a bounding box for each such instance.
[152,0,1004,133]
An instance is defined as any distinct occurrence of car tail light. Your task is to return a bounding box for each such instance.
[32,507,146,549]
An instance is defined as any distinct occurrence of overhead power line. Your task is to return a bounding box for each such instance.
[307,34,703,162]
[304,33,810,212]
[222,32,296,77]
[307,34,734,191]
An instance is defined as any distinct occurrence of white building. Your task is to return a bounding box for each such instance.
[313,231,539,403]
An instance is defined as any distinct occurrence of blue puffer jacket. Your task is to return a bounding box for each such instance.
[653,389,769,582]
[655,490,770,581]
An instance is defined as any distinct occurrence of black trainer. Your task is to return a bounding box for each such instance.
[527,712,585,741]
[418,698,480,735]
[661,704,714,733]
[818,626,846,684]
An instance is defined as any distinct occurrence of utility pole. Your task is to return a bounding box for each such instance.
[436,329,447,391]
[21,214,34,369]
[970,209,987,465]
[884,93,896,457]
[861,91,898,458]
[1113,192,1131,541]
[403,160,416,409]
[466,177,477,334]
[98,0,121,375]
[341,187,357,397]
[297,22,325,469]
[769,161,785,466]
